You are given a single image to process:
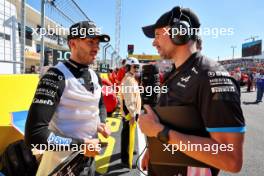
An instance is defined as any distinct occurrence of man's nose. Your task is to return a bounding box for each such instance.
[152,38,157,47]
[94,44,100,50]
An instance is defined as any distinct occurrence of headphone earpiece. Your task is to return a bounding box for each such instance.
[170,21,191,45]
[169,7,192,45]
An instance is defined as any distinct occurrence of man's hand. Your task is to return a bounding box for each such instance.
[97,123,111,138]
[83,138,101,157]
[138,105,164,137]
[141,149,149,171]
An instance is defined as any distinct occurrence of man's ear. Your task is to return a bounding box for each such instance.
[68,39,75,49]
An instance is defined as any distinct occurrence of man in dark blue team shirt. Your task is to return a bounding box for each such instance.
[138,6,245,176]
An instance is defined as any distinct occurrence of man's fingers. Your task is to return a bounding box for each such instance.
[83,140,101,157]
[102,125,111,137]
[138,114,144,121]
[98,123,112,137]
[84,138,99,144]
[143,105,153,114]
[104,125,111,132]
[144,105,156,117]
[84,150,99,157]
[143,105,159,121]
[91,138,100,144]
[141,161,146,170]
[97,124,104,132]
[102,131,110,138]
[141,160,145,170]
[142,165,146,171]
[141,159,148,171]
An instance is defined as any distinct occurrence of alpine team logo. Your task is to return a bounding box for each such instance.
[180,75,191,83]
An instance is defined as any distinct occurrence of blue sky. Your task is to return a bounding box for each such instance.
[27,0,264,60]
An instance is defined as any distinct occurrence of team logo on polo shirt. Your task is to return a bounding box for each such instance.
[180,75,191,83]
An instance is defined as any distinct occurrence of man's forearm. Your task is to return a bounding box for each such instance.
[168,130,244,173]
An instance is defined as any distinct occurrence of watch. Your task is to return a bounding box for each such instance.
[157,126,170,143]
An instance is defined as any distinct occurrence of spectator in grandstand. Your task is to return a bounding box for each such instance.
[256,69,264,103]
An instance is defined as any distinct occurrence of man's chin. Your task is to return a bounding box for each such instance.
[88,59,95,65]
[162,57,172,60]
[159,53,171,60]
[90,55,97,60]
[83,57,95,65]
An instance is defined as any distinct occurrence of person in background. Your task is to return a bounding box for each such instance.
[255,69,264,103]
[252,70,257,91]
[139,6,245,176]
[247,71,254,92]
[233,67,242,85]
[120,57,142,168]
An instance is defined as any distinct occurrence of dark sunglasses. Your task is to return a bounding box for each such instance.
[133,65,140,69]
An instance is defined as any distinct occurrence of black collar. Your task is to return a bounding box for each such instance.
[175,52,200,73]
[163,52,200,84]
[65,59,89,71]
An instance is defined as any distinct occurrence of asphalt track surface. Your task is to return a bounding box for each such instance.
[95,87,264,176]
[221,87,264,176]
[95,114,142,176]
